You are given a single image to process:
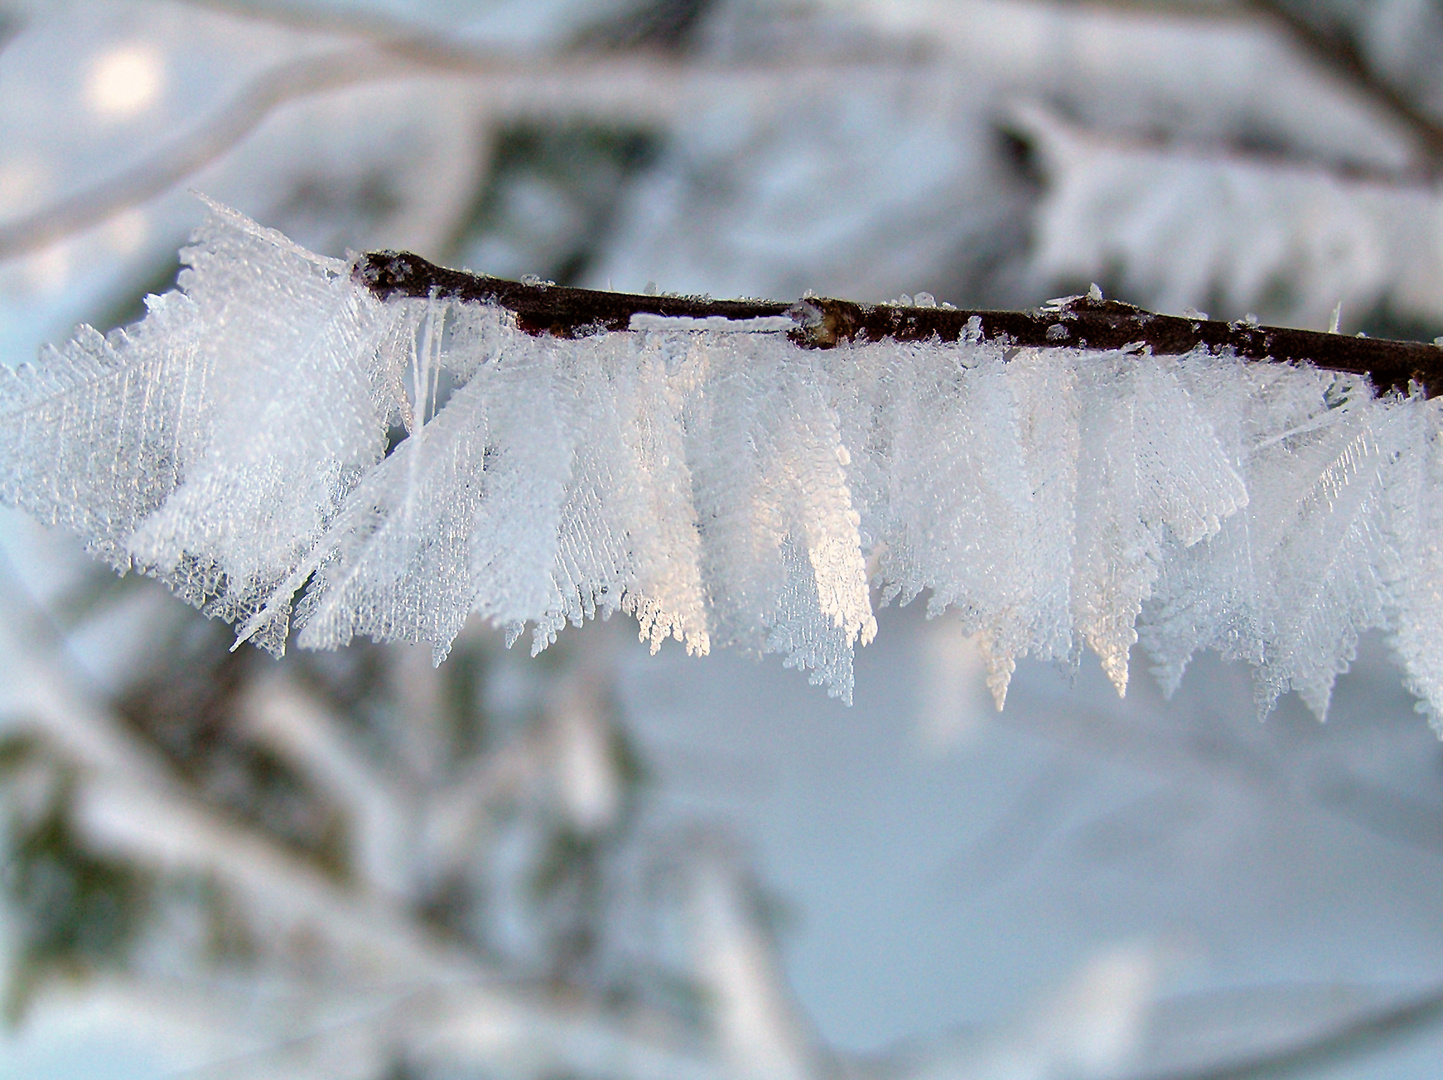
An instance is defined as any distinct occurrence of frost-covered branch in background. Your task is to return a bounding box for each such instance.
[1248,0,1443,173]
[0,537,1176,1080]
[0,545,806,1079]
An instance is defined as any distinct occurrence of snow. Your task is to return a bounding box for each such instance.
[628,313,796,332]
[3,204,1442,722]
[1018,104,1443,331]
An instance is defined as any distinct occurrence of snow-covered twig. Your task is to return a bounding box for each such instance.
[0,49,407,260]
[1248,0,1443,174]
[0,41,953,263]
[1137,979,1443,1080]
[6,203,1443,723]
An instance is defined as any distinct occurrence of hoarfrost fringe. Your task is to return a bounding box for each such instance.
[3,201,1441,721]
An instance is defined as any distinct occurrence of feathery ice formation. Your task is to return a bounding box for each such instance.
[2,202,1441,721]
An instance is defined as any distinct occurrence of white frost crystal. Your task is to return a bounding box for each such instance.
[4,205,1442,720]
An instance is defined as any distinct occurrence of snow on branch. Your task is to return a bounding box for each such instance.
[4,200,1443,723]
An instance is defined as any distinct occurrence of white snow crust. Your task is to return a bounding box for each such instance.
[4,205,1441,719]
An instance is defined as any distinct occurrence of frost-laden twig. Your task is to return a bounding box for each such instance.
[11,203,1443,717]
[0,37,928,262]
[1248,0,1443,175]
[1139,979,1443,1080]
[357,251,1443,398]
[176,0,464,45]
[0,45,675,260]
[0,49,417,259]
[0,623,755,1079]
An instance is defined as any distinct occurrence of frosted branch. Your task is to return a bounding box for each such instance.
[1139,980,1443,1080]
[1249,0,1443,174]
[0,49,416,259]
[0,36,934,261]
[8,204,1443,721]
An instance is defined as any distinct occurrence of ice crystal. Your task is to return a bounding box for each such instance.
[4,204,1442,719]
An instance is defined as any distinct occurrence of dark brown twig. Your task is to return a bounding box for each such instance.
[354,250,791,334]
[356,251,1443,399]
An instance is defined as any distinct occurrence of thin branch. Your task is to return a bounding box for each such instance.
[0,48,406,260]
[356,252,1443,398]
[175,0,456,45]
[0,43,897,261]
[1137,980,1443,1080]
[413,986,736,1080]
[0,45,703,261]
[1248,0,1443,174]
[0,546,469,978]
[356,250,792,329]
